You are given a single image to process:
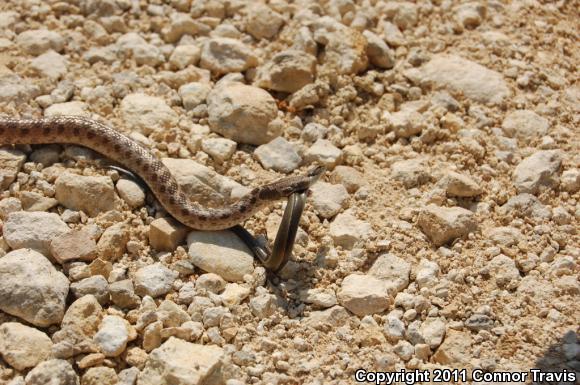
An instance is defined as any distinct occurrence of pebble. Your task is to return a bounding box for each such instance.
[420,318,446,349]
[200,38,258,75]
[485,227,522,247]
[94,315,131,357]
[244,3,285,40]
[382,21,406,47]
[16,29,64,55]
[393,340,414,361]
[134,263,179,298]
[0,74,40,103]
[337,274,391,316]
[405,54,511,104]
[116,179,145,209]
[442,171,482,197]
[329,166,366,193]
[454,2,486,29]
[254,137,302,173]
[109,279,140,309]
[391,158,430,188]
[20,191,58,212]
[4,211,69,256]
[82,366,118,385]
[0,249,68,326]
[249,293,278,318]
[196,273,226,294]
[415,259,440,288]
[70,276,109,304]
[487,254,521,289]
[24,359,78,385]
[149,217,188,251]
[179,82,211,110]
[169,45,201,70]
[0,197,22,219]
[368,253,411,294]
[207,83,280,145]
[501,110,550,144]
[162,13,204,43]
[302,305,350,330]
[0,148,26,189]
[513,150,562,194]
[158,300,191,327]
[432,329,472,365]
[561,169,580,192]
[29,50,68,79]
[187,230,254,282]
[304,139,343,169]
[44,101,89,117]
[138,337,224,385]
[96,223,129,261]
[309,182,349,218]
[383,110,425,138]
[500,193,552,220]
[465,314,494,332]
[299,288,337,309]
[329,210,372,249]
[417,204,478,246]
[84,45,117,64]
[254,50,317,93]
[201,137,237,163]
[0,322,53,371]
[312,18,367,74]
[120,93,178,135]
[55,173,117,216]
[363,30,395,69]
[117,33,164,67]
[50,229,97,264]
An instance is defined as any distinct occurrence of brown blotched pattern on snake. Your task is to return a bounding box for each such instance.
[0,116,323,230]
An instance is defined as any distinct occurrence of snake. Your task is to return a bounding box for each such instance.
[0,116,324,270]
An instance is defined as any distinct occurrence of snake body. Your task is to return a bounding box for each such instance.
[0,116,323,231]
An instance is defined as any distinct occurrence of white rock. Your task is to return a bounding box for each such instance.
[44,101,90,117]
[208,84,281,145]
[120,93,178,135]
[117,33,164,67]
[0,197,22,219]
[196,273,226,294]
[302,305,350,330]
[201,138,237,163]
[16,29,64,55]
[561,169,580,192]
[134,263,179,298]
[0,74,40,103]
[24,359,78,385]
[4,211,69,256]
[29,50,68,79]
[219,283,251,308]
[362,30,395,69]
[55,172,117,216]
[254,50,317,93]
[254,137,302,173]
[70,276,109,304]
[162,13,204,43]
[149,217,188,252]
[417,205,477,246]
[299,288,337,309]
[0,249,69,326]
[485,227,522,247]
[301,122,328,143]
[304,139,343,169]
[94,315,130,357]
[169,45,201,70]
[383,110,425,138]
[200,38,258,75]
[487,254,521,289]
[116,179,145,208]
[419,318,446,349]
[382,21,405,47]
[179,82,211,110]
[249,293,278,318]
[501,110,549,144]
[187,230,254,282]
[0,147,26,189]
[337,274,391,316]
[500,193,551,220]
[513,150,562,194]
[454,2,486,29]
[391,158,429,188]
[0,322,53,371]
[83,45,117,64]
[244,3,284,39]
[442,171,482,197]
[384,313,405,342]
[415,259,440,288]
[138,337,224,385]
[309,182,349,219]
[405,54,510,104]
[329,166,366,193]
[368,253,411,295]
[329,210,372,249]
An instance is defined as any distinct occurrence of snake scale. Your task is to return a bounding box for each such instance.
[0,116,324,233]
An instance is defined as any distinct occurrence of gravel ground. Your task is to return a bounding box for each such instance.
[0,1,578,385]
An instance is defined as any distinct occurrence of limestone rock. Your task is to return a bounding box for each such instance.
[120,93,178,135]
[330,166,366,193]
[201,137,237,163]
[417,205,477,246]
[29,50,68,79]
[0,147,26,189]
[134,263,179,298]
[169,45,201,70]
[44,101,89,117]
[255,50,317,93]
[302,306,350,330]
[149,217,188,251]
[96,223,129,261]
[304,139,343,169]
[432,330,472,365]
[70,276,109,305]
[94,315,131,357]
[501,110,549,144]
[138,337,224,385]
[383,110,425,138]
[200,38,258,75]
[16,29,64,55]
[405,54,510,104]
[0,322,53,371]
[244,3,284,40]
[391,158,429,188]
[187,230,254,282]
[55,173,117,216]
[179,82,211,110]
[162,13,204,43]
[0,249,69,327]
[363,30,395,69]
[50,230,97,264]
[500,193,551,220]
[109,279,140,309]
[81,367,118,385]
[116,179,145,209]
[207,84,280,145]
[329,210,372,249]
[337,274,391,316]
[254,137,301,173]
[309,182,349,218]
[368,253,411,295]
[4,211,69,256]
[24,359,79,385]
[513,150,562,194]
[487,254,521,290]
[442,171,482,197]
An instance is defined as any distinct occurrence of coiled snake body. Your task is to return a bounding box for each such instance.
[0,116,323,270]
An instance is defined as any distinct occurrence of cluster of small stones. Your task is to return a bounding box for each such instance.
[0,0,579,385]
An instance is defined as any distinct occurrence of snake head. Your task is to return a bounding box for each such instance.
[306,165,326,187]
